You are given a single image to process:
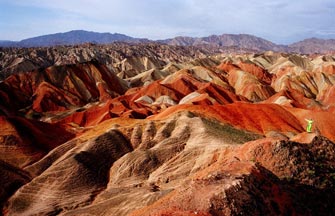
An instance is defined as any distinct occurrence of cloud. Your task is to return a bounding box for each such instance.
[315,30,335,36]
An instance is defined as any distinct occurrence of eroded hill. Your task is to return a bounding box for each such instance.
[0,43,220,80]
[1,50,335,215]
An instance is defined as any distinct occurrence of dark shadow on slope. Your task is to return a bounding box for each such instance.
[0,160,31,212]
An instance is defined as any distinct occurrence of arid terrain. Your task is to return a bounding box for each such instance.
[1,43,335,215]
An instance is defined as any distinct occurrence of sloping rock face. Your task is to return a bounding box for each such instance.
[0,160,31,210]
[5,130,132,215]
[0,60,128,112]
[1,51,335,215]
[130,136,335,216]
[0,115,75,168]
[153,103,304,136]
[3,112,262,215]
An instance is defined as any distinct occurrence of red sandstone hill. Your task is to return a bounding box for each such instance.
[0,60,128,113]
[0,114,75,168]
[1,52,335,215]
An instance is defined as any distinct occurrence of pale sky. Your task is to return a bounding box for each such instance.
[0,0,334,44]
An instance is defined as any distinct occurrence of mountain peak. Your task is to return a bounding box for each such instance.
[15,30,146,47]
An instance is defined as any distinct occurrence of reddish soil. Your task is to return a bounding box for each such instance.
[153,103,304,135]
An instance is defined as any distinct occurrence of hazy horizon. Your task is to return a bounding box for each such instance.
[1,0,335,44]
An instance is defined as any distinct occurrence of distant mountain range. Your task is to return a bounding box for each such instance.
[288,38,335,53]
[1,30,335,53]
[158,34,286,52]
[0,30,149,47]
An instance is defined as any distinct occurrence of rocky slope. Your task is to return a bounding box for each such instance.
[162,35,335,54]
[289,38,335,54]
[0,43,219,80]
[0,60,128,112]
[160,34,285,52]
[1,51,335,215]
